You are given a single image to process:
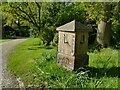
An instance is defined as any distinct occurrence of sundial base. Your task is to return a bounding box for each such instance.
[57,53,89,71]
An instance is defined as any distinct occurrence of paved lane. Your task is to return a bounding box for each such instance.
[0,39,27,89]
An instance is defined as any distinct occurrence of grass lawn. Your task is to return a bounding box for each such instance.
[0,39,11,42]
[8,38,119,88]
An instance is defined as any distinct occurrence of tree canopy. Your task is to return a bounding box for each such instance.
[1,2,120,47]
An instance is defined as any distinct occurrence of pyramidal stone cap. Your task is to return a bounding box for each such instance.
[56,20,92,32]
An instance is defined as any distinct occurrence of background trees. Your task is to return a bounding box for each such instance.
[84,2,120,48]
[2,2,42,38]
[1,2,120,48]
[39,2,86,45]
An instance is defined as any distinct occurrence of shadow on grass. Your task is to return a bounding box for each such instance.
[77,67,120,78]
[28,45,53,50]
[88,67,120,78]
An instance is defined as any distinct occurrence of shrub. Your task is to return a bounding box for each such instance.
[15,27,30,37]
[29,28,39,38]
[2,25,16,39]
[50,33,58,46]
[39,26,56,45]
[111,24,120,49]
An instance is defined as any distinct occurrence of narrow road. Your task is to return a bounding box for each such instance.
[0,39,27,89]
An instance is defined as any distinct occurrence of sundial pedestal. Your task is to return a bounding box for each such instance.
[56,20,92,71]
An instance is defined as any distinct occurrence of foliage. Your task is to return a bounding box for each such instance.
[111,2,120,49]
[39,2,86,44]
[84,2,119,23]
[15,26,30,37]
[39,26,56,45]
[2,25,30,38]
[2,2,119,46]
[2,25,16,39]
[84,2,120,47]
[29,28,39,38]
[111,24,120,49]
[2,2,42,39]
[8,38,119,88]
[2,2,41,29]
[2,2,87,44]
[50,33,58,46]
[88,43,101,53]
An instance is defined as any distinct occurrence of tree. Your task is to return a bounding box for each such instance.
[85,2,119,48]
[97,3,112,48]
[39,2,86,45]
[2,2,42,32]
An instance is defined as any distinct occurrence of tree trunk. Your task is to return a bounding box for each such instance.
[97,3,112,48]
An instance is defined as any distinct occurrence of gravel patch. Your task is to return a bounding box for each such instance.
[0,39,27,89]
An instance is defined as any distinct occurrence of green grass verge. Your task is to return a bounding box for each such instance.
[0,39,11,42]
[8,38,119,88]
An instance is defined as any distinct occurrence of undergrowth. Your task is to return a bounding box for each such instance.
[29,53,103,88]
[8,38,119,88]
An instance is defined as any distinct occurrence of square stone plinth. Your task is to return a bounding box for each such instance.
[57,53,89,71]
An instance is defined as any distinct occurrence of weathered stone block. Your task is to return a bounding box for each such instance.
[74,54,89,70]
[56,20,92,71]
[57,53,89,71]
[57,53,75,70]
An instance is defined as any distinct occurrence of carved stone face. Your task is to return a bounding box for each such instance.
[58,32,75,56]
